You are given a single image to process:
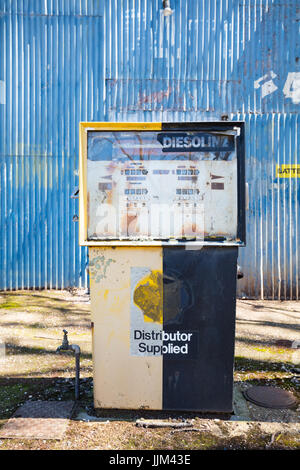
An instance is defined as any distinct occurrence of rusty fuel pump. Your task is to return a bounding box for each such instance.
[79,121,246,413]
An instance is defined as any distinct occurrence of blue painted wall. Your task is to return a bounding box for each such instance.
[0,0,299,298]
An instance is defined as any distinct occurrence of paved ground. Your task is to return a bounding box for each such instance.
[0,290,299,450]
[235,300,300,364]
[0,401,74,440]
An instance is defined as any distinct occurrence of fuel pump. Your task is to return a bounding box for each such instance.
[79,121,245,412]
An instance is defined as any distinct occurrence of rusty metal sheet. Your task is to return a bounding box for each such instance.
[1,0,299,299]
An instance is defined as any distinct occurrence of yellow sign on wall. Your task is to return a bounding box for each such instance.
[276,164,300,178]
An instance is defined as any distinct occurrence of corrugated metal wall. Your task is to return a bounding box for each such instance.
[0,0,299,298]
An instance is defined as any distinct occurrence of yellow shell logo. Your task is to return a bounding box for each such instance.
[133,270,163,324]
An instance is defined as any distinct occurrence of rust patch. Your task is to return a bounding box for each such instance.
[211,182,224,190]
[138,85,172,106]
[98,183,112,191]
[127,211,138,230]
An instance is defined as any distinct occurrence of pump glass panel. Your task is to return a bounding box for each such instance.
[86,129,239,242]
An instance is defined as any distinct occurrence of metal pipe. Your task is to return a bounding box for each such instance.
[56,330,81,401]
[70,344,81,401]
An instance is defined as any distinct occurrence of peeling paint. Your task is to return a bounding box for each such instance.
[89,255,116,283]
[254,71,278,98]
[133,270,163,324]
[283,72,300,104]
